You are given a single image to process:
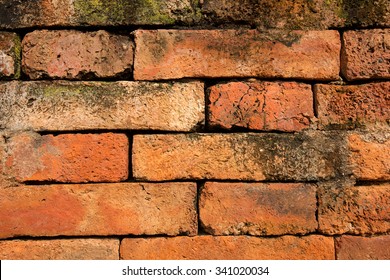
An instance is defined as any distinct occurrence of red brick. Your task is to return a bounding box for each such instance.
[120,235,335,260]
[208,81,313,131]
[0,81,204,131]
[315,83,390,129]
[0,32,20,79]
[5,132,128,183]
[319,184,390,235]
[134,29,340,80]
[348,133,390,181]
[341,29,390,81]
[336,235,390,260]
[22,30,134,79]
[0,239,119,260]
[200,182,317,235]
[0,183,197,238]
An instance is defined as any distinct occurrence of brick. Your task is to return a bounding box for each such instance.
[200,182,317,235]
[5,132,128,183]
[315,83,390,129]
[0,182,197,238]
[348,133,390,181]
[0,0,199,29]
[336,235,390,260]
[0,32,20,79]
[0,81,204,131]
[22,30,133,79]
[0,239,119,260]
[319,184,390,235]
[208,81,313,131]
[121,235,335,260]
[133,132,347,181]
[134,30,340,80]
[341,29,390,81]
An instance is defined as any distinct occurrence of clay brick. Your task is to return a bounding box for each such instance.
[348,133,390,181]
[133,132,347,181]
[134,30,340,81]
[121,235,335,260]
[315,83,390,129]
[0,81,204,131]
[208,81,313,131]
[336,235,390,260]
[0,239,119,260]
[342,30,390,81]
[0,183,197,238]
[319,184,390,235]
[5,132,128,183]
[22,30,133,79]
[0,32,20,79]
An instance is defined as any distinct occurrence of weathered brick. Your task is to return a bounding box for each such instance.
[348,132,390,181]
[315,82,390,129]
[22,30,133,79]
[5,132,128,183]
[0,81,204,131]
[0,183,197,238]
[341,29,390,81]
[319,184,390,235]
[134,30,340,80]
[0,239,119,260]
[121,235,335,260]
[133,132,347,181]
[336,235,390,260]
[200,182,317,235]
[208,81,313,131]
[0,32,20,79]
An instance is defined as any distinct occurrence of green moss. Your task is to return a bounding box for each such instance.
[12,34,21,79]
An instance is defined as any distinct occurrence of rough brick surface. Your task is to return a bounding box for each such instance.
[200,182,317,235]
[0,32,20,79]
[133,132,347,181]
[121,235,335,260]
[315,83,390,129]
[319,184,390,235]
[342,29,390,81]
[5,132,128,183]
[0,183,197,238]
[134,30,340,80]
[348,132,390,181]
[208,81,313,131]
[0,81,204,131]
[0,239,119,260]
[336,235,390,260]
[22,30,133,79]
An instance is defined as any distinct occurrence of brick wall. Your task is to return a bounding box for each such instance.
[0,0,389,260]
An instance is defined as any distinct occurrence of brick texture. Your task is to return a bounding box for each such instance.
[0,32,20,79]
[5,132,128,183]
[336,235,390,260]
[0,81,204,131]
[207,81,313,131]
[199,182,317,235]
[134,30,340,80]
[0,239,119,260]
[0,183,197,238]
[342,29,390,81]
[120,235,335,260]
[315,83,390,129]
[22,30,134,79]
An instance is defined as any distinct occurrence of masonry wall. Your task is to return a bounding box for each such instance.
[0,0,389,260]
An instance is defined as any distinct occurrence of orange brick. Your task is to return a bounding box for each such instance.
[336,235,390,260]
[5,132,128,183]
[0,32,20,78]
[208,81,313,131]
[0,239,119,260]
[120,235,335,260]
[0,183,197,238]
[200,182,317,235]
[134,29,340,80]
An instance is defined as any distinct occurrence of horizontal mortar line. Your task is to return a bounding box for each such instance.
[354,180,390,186]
